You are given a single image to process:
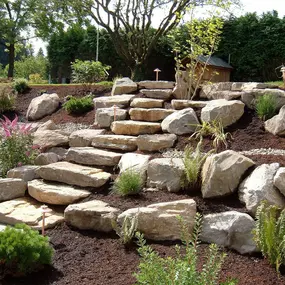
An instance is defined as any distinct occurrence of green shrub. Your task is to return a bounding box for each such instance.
[29,73,48,84]
[0,86,15,113]
[63,95,94,114]
[0,115,39,177]
[12,78,29,93]
[71,60,110,84]
[0,224,54,275]
[134,214,237,285]
[112,169,143,196]
[253,201,285,272]
[255,94,278,120]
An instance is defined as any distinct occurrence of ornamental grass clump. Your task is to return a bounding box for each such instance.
[255,94,278,120]
[134,214,237,285]
[253,201,285,273]
[0,115,39,177]
[0,224,54,276]
[112,169,143,196]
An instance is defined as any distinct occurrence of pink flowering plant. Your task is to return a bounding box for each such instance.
[0,115,39,177]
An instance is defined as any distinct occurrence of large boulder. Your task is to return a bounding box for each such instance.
[28,180,90,205]
[27,93,60,121]
[117,199,196,240]
[0,178,27,202]
[201,99,244,128]
[111,121,161,135]
[239,163,285,214]
[64,200,120,232]
[274,167,285,196]
[137,134,177,152]
[161,108,199,135]
[0,197,64,229]
[265,105,285,136]
[95,107,127,128]
[147,158,184,192]
[129,108,174,122]
[7,165,39,182]
[201,151,255,198]
[33,130,69,148]
[201,211,257,254]
[69,129,105,147]
[111,77,137,95]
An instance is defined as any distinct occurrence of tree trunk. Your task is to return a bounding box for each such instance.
[130,63,145,81]
[7,43,15,78]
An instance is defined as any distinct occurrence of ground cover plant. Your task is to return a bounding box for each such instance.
[0,224,54,276]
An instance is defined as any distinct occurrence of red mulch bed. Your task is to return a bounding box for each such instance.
[2,86,285,284]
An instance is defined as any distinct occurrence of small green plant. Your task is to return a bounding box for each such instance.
[134,214,237,285]
[112,213,139,245]
[111,169,143,196]
[12,78,29,93]
[182,138,213,188]
[253,201,285,273]
[63,95,94,115]
[0,86,15,113]
[0,115,39,177]
[255,94,278,121]
[0,224,54,276]
[71,60,110,84]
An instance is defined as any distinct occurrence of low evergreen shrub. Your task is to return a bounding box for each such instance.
[255,94,278,120]
[0,86,15,113]
[111,169,143,196]
[12,78,29,93]
[63,95,93,114]
[0,224,54,275]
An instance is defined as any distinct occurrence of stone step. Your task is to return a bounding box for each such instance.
[66,147,122,166]
[111,120,161,136]
[93,94,135,109]
[95,107,128,128]
[69,129,106,147]
[36,161,111,188]
[91,135,138,151]
[0,178,27,202]
[129,108,174,122]
[0,197,64,230]
[141,89,172,100]
[28,179,91,205]
[171,99,208,110]
[138,80,175,89]
[130,98,164,108]
[137,134,177,152]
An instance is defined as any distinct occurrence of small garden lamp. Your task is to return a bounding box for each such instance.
[154,68,161,81]
[41,204,52,236]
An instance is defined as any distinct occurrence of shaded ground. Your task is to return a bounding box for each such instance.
[2,86,285,284]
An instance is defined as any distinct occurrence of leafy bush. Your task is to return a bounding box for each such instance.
[71,60,110,84]
[112,214,139,245]
[111,169,143,196]
[253,201,285,272]
[0,224,54,275]
[12,78,29,93]
[0,86,15,113]
[134,214,237,285]
[255,94,278,121]
[182,138,213,188]
[0,115,39,177]
[29,73,48,84]
[63,95,94,114]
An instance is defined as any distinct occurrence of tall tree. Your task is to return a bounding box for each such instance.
[62,0,237,80]
[0,0,60,78]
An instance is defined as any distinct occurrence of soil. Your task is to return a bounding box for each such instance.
[2,85,285,285]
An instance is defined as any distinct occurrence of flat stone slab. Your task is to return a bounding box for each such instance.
[36,162,111,188]
[111,77,137,96]
[141,89,172,100]
[66,147,122,166]
[138,81,175,89]
[34,130,69,148]
[171,100,208,110]
[129,108,174,122]
[7,165,40,182]
[111,121,161,135]
[0,197,64,229]
[28,179,91,205]
[95,107,127,128]
[69,129,106,147]
[65,200,120,232]
[93,95,135,109]
[137,134,177,152]
[0,178,27,202]
[91,135,138,151]
[130,98,164,108]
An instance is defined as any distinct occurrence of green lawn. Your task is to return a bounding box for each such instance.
[265,80,284,87]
